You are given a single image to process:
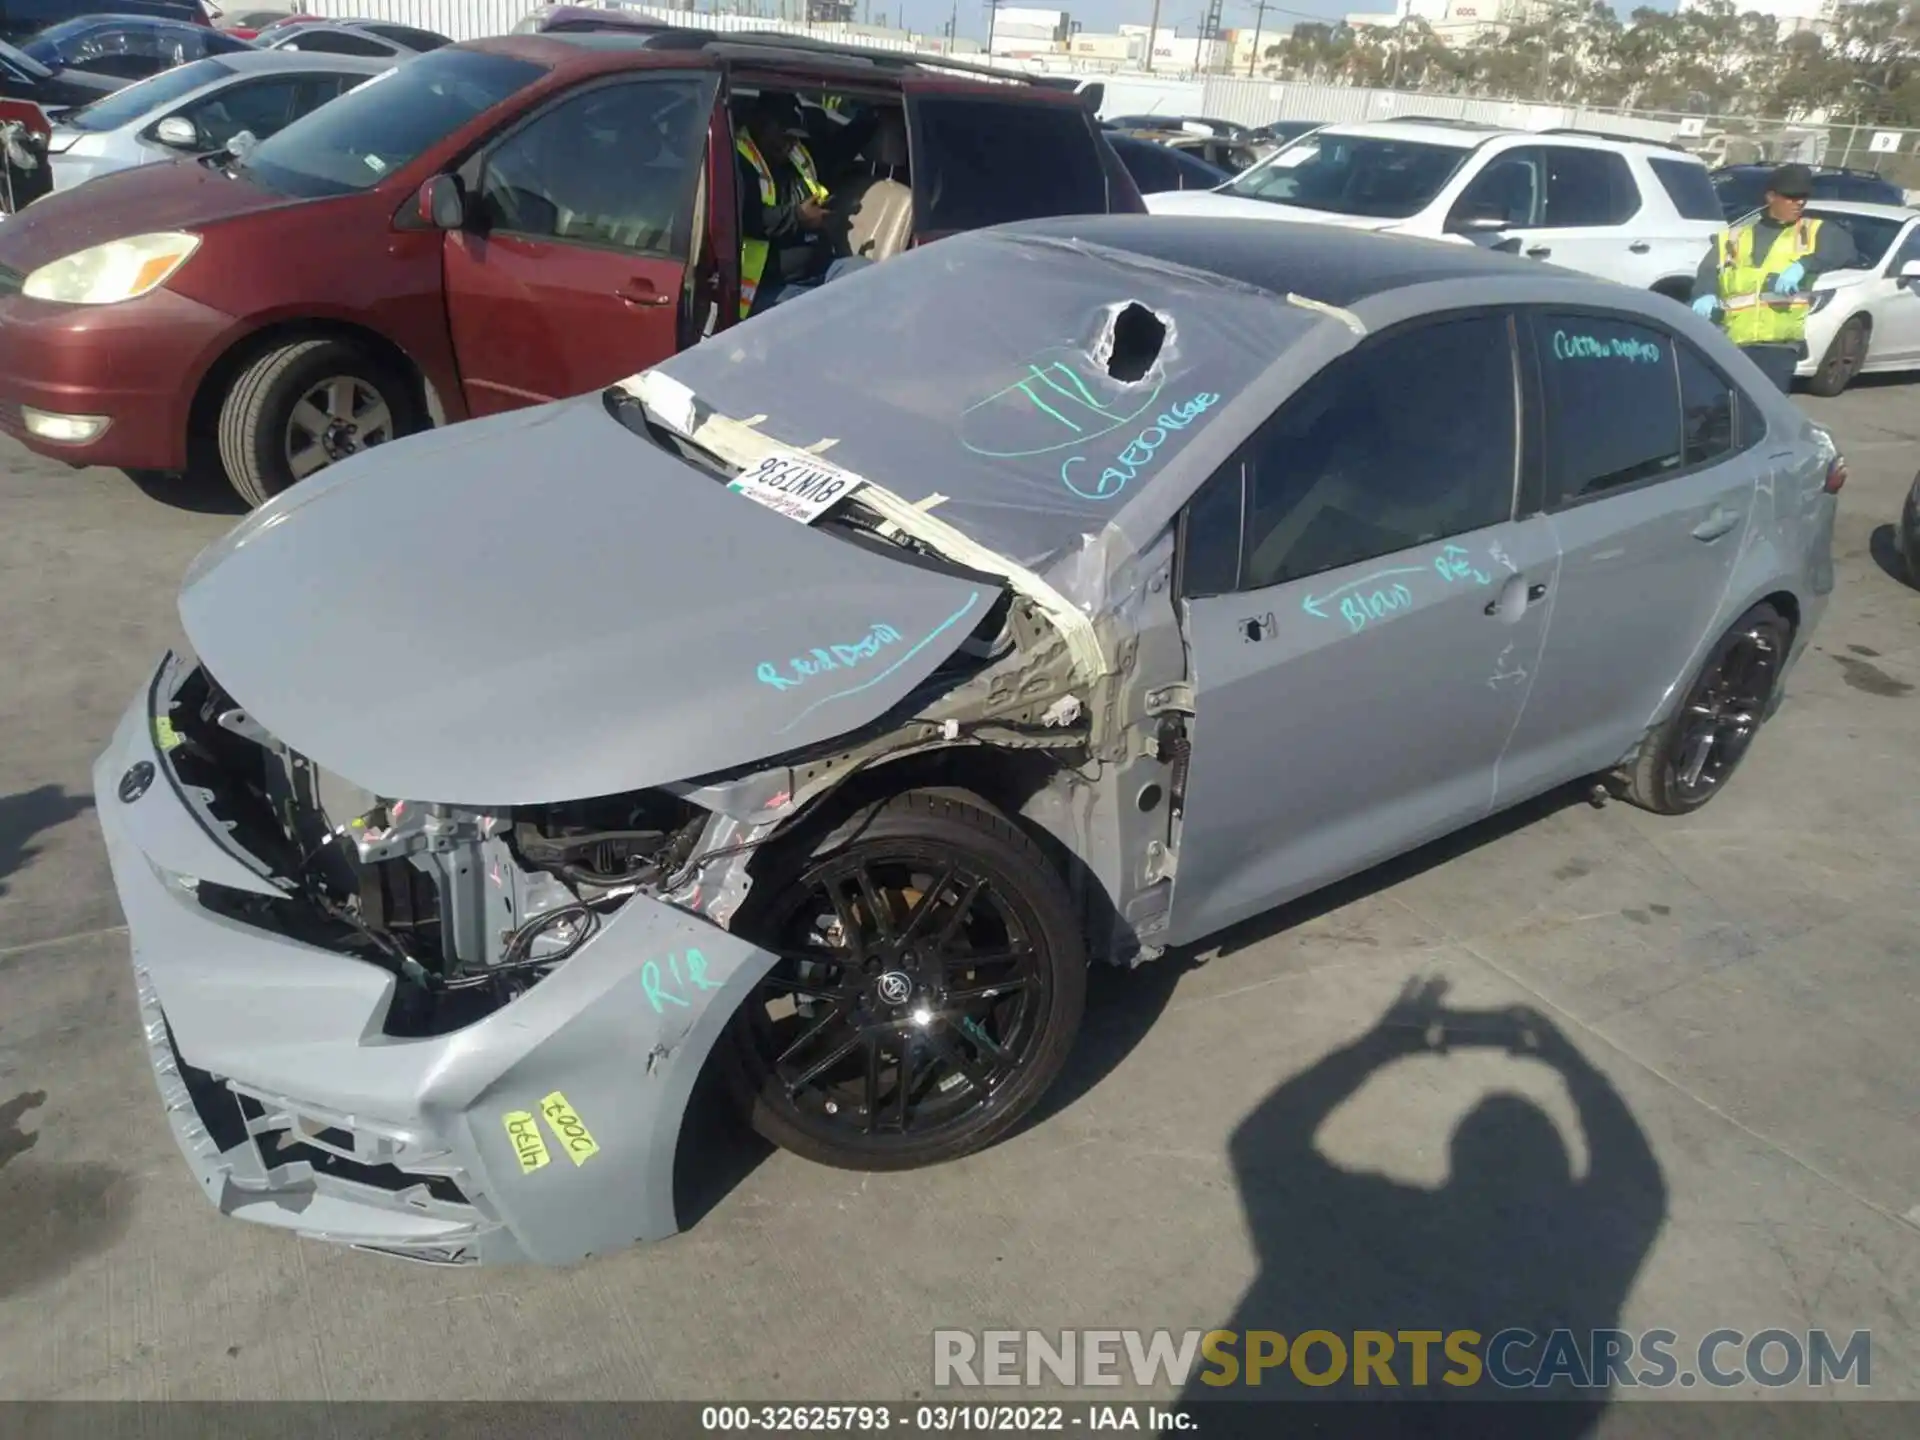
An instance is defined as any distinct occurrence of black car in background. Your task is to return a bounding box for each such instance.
[1105,129,1232,193]
[1711,163,1905,220]
[0,0,209,44]
[20,12,248,78]
[0,34,127,120]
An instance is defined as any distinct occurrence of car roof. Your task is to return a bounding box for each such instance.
[461,29,1087,96]
[1320,117,1688,156]
[1798,199,1920,220]
[39,10,210,27]
[1005,214,1562,307]
[216,48,391,73]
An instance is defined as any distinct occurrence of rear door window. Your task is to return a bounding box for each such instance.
[1531,311,1684,504]
[1677,342,1737,468]
[283,30,396,57]
[1539,146,1639,226]
[1648,156,1722,221]
[909,95,1109,231]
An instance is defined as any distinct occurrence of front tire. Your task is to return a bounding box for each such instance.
[719,789,1087,1171]
[216,338,423,508]
[1808,316,1869,397]
[1622,602,1791,815]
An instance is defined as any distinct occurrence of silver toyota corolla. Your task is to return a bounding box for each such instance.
[46,50,391,192]
[94,218,1839,1265]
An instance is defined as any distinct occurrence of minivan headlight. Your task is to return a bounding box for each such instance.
[22,231,201,304]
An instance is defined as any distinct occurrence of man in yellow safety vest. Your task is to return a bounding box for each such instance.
[1688,163,1856,393]
[735,92,876,318]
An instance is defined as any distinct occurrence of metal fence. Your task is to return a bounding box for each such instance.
[307,0,1920,194]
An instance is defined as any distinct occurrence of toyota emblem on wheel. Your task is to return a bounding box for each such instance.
[876,971,913,1005]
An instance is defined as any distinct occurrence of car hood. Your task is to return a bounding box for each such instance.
[0,156,302,271]
[1811,267,1875,292]
[1141,190,1402,230]
[177,394,1001,806]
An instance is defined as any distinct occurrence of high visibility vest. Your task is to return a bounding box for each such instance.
[1715,217,1822,347]
[736,134,828,320]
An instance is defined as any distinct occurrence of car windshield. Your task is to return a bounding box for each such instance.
[1803,208,1907,268]
[61,56,232,131]
[0,38,54,80]
[234,48,544,197]
[1221,134,1471,218]
[21,18,120,68]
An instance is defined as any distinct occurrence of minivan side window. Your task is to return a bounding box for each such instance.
[911,98,1109,231]
[477,79,709,258]
[1533,312,1684,503]
[1196,313,1518,595]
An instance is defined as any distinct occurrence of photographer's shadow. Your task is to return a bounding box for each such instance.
[1188,980,1666,1437]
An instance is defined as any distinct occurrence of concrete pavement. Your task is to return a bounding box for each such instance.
[0,385,1915,1406]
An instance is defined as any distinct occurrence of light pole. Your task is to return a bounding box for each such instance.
[1144,0,1163,72]
[1247,0,1271,76]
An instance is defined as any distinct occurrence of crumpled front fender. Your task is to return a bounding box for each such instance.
[93,675,777,1265]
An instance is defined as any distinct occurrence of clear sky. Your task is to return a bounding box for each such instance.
[885,0,1682,45]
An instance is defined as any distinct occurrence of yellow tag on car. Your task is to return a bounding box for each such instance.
[539,1091,599,1167]
[153,716,183,752]
[503,1109,550,1173]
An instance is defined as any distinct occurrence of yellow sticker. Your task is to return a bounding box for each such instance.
[539,1091,599,1167]
[503,1110,549,1174]
[153,716,183,752]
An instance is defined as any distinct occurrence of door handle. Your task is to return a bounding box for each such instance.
[1525,245,1552,259]
[1628,241,1651,254]
[1691,507,1740,542]
[1485,578,1550,616]
[616,282,672,307]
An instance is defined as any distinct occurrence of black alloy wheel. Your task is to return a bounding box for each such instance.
[720,790,1086,1170]
[1808,315,1869,397]
[1623,603,1791,814]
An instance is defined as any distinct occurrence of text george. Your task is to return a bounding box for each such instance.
[1060,392,1222,501]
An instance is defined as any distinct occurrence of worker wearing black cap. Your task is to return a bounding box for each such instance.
[1689,162,1856,392]
[735,91,877,318]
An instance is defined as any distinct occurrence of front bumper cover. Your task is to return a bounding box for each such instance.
[93,657,778,1265]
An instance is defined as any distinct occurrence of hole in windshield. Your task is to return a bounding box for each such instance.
[1098,301,1167,383]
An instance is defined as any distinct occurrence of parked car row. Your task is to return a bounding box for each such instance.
[1125,116,1920,396]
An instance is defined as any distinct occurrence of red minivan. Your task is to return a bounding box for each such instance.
[0,32,1141,505]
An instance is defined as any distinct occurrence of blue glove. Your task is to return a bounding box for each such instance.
[1771,261,1806,293]
[1691,295,1719,318]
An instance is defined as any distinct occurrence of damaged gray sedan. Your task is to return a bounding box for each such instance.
[95,218,1838,1265]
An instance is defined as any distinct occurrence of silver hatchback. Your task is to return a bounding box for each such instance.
[46,50,392,193]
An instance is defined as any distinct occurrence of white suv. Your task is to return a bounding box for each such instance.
[1144,119,1723,297]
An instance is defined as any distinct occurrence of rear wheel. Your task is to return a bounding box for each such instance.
[719,790,1087,1171]
[216,338,423,508]
[1622,602,1791,814]
[1808,316,1869,397]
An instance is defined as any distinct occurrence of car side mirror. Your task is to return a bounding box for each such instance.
[1901,259,1920,279]
[417,174,465,230]
[154,115,200,149]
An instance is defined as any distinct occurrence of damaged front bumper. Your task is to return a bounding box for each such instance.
[93,657,777,1266]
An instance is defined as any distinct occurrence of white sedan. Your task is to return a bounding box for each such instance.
[1790,201,1920,395]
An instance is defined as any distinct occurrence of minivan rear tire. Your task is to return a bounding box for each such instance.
[216,338,423,509]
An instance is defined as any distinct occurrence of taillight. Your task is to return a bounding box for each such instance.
[1824,456,1847,494]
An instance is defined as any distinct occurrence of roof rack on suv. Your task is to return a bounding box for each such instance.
[651,27,1066,90]
[1538,126,1687,151]
[1379,116,1502,130]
